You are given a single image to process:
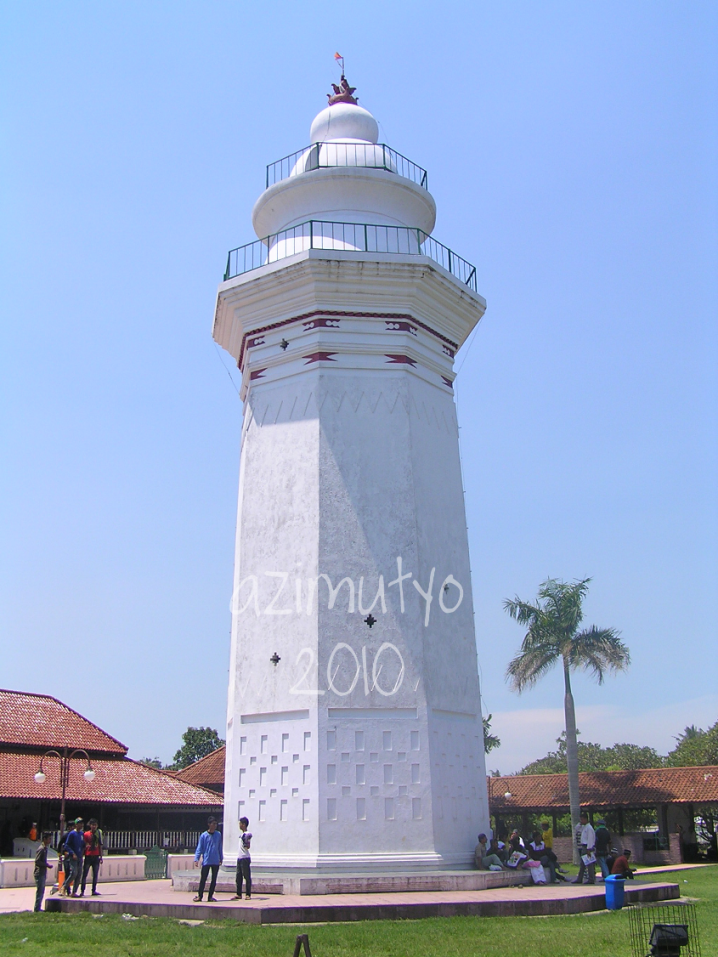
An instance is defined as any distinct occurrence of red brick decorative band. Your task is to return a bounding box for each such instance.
[237,310,458,370]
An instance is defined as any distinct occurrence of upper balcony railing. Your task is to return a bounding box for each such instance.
[224,220,477,291]
[266,143,428,190]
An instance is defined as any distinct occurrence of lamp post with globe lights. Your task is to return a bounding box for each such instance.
[33,748,96,840]
[487,777,513,840]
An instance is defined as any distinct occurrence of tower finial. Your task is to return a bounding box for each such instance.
[328,52,358,104]
[327,74,358,105]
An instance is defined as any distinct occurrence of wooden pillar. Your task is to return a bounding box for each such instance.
[617,807,624,836]
[658,804,669,838]
[522,811,530,837]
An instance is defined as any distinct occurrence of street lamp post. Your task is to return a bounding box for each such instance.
[34,748,96,840]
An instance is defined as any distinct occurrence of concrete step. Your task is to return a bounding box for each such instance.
[172,867,530,896]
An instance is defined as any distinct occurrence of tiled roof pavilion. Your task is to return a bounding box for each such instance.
[178,745,718,812]
[489,767,718,812]
[0,751,222,806]
[0,689,221,810]
[0,689,126,755]
[174,745,226,795]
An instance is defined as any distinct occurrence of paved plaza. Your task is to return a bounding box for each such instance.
[0,865,698,924]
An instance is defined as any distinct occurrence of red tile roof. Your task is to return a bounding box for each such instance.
[489,767,718,811]
[0,750,222,807]
[0,690,127,755]
[174,746,225,794]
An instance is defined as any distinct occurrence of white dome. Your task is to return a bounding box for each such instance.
[310,103,379,144]
[251,92,436,241]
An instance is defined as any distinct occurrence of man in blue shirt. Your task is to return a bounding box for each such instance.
[63,818,85,897]
[193,816,223,902]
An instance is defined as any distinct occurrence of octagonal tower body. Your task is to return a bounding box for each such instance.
[214,94,490,872]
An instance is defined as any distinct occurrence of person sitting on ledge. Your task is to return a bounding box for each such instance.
[528,830,563,882]
[508,829,525,853]
[611,848,636,879]
[488,836,507,863]
[474,833,505,870]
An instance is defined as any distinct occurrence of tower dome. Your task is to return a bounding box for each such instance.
[251,79,436,242]
[292,102,394,178]
[309,101,379,144]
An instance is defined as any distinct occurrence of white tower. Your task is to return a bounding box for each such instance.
[214,81,489,873]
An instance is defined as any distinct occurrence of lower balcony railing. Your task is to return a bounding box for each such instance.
[224,220,477,291]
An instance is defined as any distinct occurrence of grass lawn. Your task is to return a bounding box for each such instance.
[0,866,715,957]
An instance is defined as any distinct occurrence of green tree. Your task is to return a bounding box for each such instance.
[171,727,225,770]
[667,720,718,767]
[604,742,664,771]
[519,733,663,774]
[482,714,501,755]
[140,757,164,770]
[505,577,629,862]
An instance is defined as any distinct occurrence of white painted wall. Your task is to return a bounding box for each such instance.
[253,168,436,239]
[218,258,489,871]
[217,95,488,872]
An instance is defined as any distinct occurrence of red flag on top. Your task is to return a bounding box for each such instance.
[334,52,344,71]
[334,52,342,61]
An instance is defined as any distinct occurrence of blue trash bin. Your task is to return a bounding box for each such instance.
[605,874,625,910]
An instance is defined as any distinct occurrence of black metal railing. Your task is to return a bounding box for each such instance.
[224,220,477,291]
[266,143,428,190]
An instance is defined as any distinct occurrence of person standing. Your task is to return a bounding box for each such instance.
[51,829,66,896]
[232,816,252,900]
[63,819,85,897]
[539,818,564,871]
[193,816,223,902]
[80,818,103,896]
[541,820,553,851]
[33,832,54,912]
[572,812,596,885]
[594,819,611,879]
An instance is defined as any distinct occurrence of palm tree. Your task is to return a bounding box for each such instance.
[482,714,501,755]
[504,578,629,862]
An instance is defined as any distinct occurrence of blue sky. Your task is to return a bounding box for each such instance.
[1,1,716,772]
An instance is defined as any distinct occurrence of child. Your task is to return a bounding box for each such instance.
[232,817,252,900]
[34,832,54,912]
